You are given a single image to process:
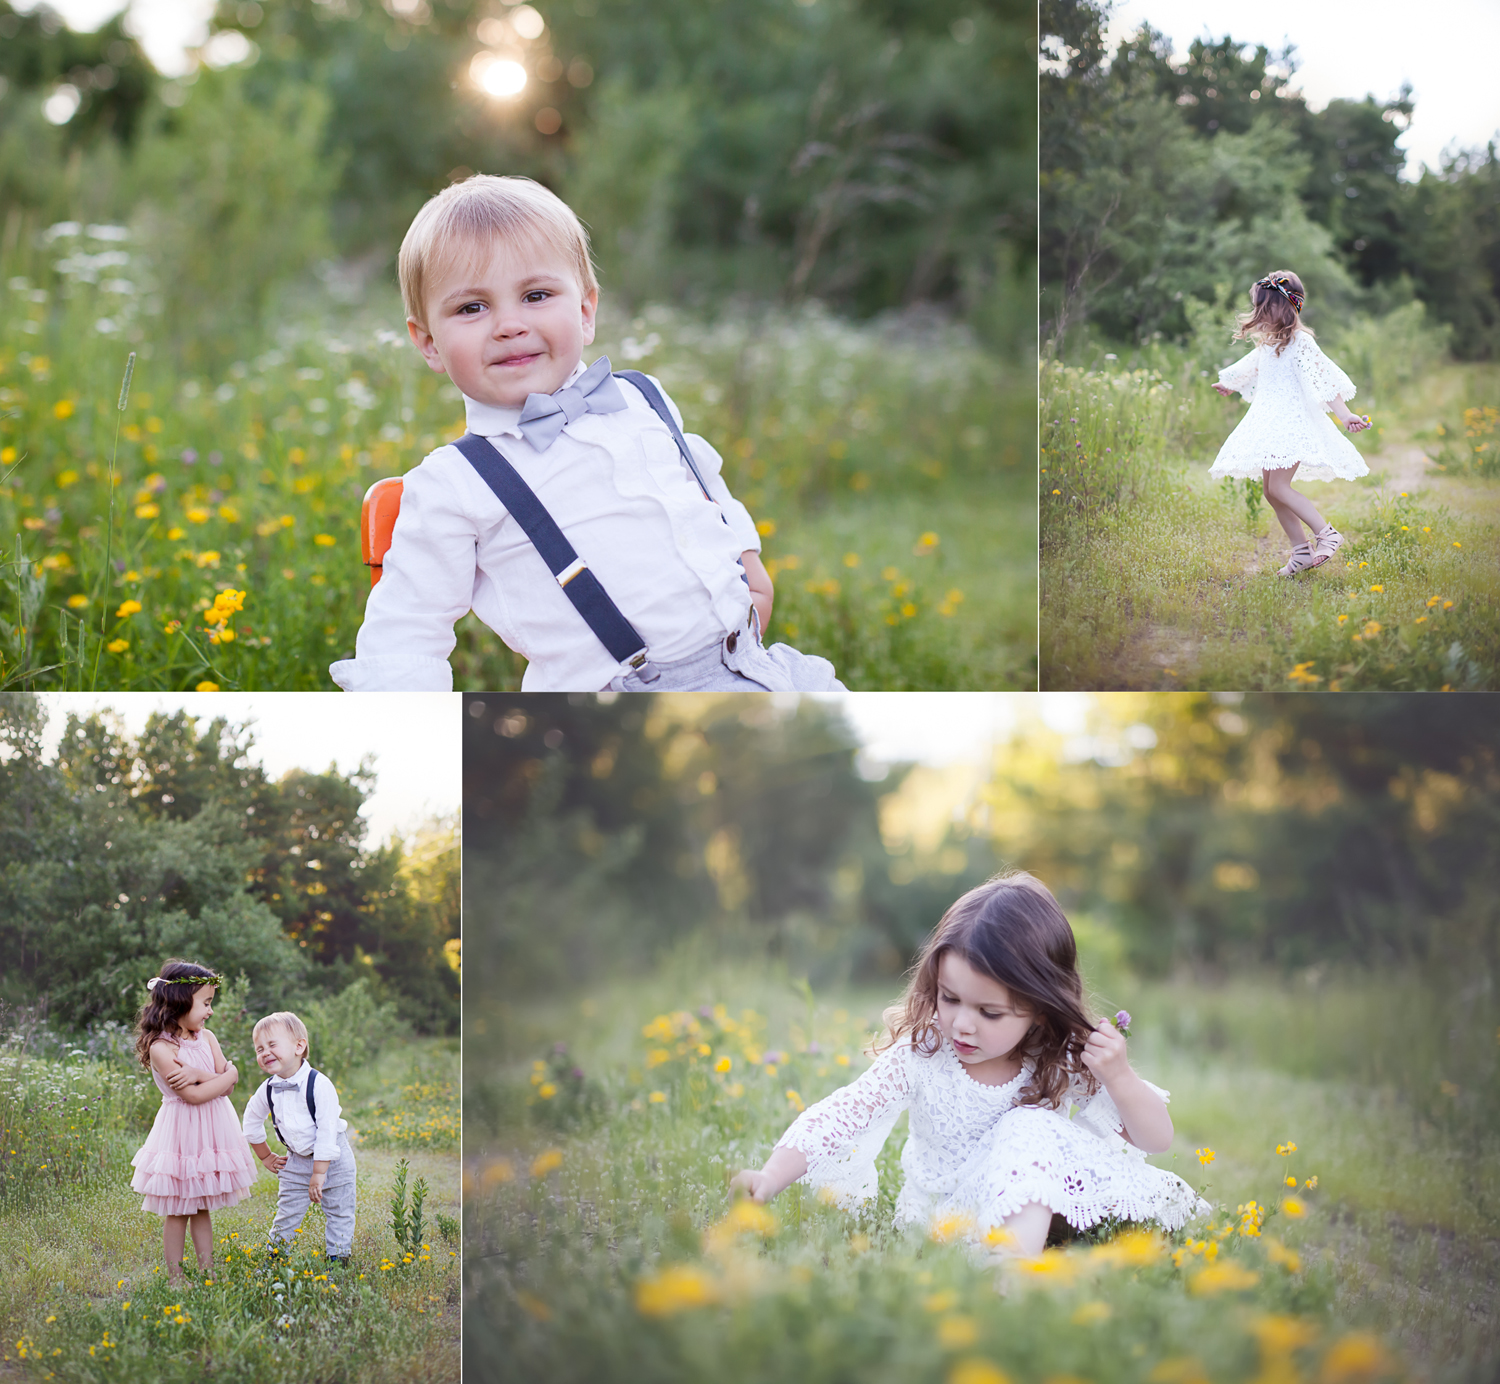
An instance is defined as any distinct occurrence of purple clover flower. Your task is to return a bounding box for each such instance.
[1114,1010,1132,1038]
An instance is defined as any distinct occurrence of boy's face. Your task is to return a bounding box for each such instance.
[254,1024,308,1079]
[408,235,598,409]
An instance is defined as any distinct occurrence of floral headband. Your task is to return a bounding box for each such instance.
[1256,274,1304,313]
[148,973,223,992]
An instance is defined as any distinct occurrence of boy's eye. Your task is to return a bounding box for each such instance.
[523,289,551,303]
[458,301,485,315]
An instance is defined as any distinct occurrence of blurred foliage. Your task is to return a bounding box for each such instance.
[0,0,1034,352]
[0,692,459,1034]
[1041,0,1500,359]
[468,691,1500,1001]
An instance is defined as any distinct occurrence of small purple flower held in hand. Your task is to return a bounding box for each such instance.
[1113,1010,1132,1039]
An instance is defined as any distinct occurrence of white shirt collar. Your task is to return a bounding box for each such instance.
[461,357,589,440]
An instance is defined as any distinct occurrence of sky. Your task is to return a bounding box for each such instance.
[36,692,461,844]
[833,693,1092,768]
[1103,0,1500,175]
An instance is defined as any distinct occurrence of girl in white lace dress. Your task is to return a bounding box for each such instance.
[730,873,1208,1257]
[1208,271,1372,576]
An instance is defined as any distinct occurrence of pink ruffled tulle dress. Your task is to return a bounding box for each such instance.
[130,1030,258,1216]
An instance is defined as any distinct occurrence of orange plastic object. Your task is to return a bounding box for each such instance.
[361,477,404,586]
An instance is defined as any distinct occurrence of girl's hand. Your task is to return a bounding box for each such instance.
[728,1170,776,1204]
[1344,414,1371,433]
[1211,382,1233,397]
[224,1061,239,1087]
[262,1152,288,1174]
[1080,1018,1131,1085]
[163,1063,198,1092]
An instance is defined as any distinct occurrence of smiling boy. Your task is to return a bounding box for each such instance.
[330,174,842,693]
[241,1011,358,1265]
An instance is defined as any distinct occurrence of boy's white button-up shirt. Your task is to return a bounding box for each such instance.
[241,1060,347,1162]
[329,367,761,692]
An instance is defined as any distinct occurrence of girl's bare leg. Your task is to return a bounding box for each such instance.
[188,1210,214,1271]
[1000,1200,1054,1257]
[1262,466,1327,541]
[163,1215,189,1281]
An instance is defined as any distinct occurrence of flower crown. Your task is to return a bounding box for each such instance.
[147,973,223,992]
[1256,274,1305,313]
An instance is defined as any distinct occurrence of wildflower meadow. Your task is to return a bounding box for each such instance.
[465,952,1498,1383]
[0,1029,460,1384]
[0,224,1033,692]
[1040,306,1500,689]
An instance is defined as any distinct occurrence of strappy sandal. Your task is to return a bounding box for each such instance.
[1311,524,1343,565]
[1278,541,1318,577]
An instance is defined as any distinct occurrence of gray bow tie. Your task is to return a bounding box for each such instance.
[517,356,626,451]
[271,1080,300,1092]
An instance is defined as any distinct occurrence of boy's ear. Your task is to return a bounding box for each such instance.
[580,286,598,347]
[408,316,448,375]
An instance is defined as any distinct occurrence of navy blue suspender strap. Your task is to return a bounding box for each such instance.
[451,432,657,676]
[263,1066,318,1152]
[612,369,717,503]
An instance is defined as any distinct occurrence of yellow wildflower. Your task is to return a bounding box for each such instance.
[937,1316,979,1350]
[1196,1147,1215,1166]
[529,1149,563,1177]
[634,1265,717,1317]
[1188,1262,1260,1295]
[106,639,129,654]
[116,599,142,617]
[948,1363,1011,1384]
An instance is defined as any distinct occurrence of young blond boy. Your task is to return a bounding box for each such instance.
[329,174,843,693]
[241,1011,357,1264]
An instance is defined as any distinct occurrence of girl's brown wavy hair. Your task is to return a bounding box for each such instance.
[873,872,1098,1110]
[1233,269,1312,356]
[133,959,219,1067]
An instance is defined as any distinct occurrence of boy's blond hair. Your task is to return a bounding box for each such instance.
[399,174,598,328]
[253,1011,310,1053]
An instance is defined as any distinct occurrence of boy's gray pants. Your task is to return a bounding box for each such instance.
[268,1131,357,1257]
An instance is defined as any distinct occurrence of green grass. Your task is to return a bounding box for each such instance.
[1039,344,1500,690]
[0,1038,460,1383]
[464,956,1499,1384]
[0,231,1033,691]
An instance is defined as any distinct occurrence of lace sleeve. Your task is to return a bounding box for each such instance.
[1070,1074,1171,1157]
[1293,332,1357,409]
[1217,349,1259,400]
[776,1044,914,1210]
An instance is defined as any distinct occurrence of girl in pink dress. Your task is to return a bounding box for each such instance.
[130,959,259,1281]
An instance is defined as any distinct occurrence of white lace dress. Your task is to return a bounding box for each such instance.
[776,1037,1208,1239]
[1208,330,1369,482]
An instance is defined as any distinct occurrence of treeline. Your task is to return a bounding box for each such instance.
[991,694,1500,978]
[0,695,459,1035]
[465,692,1500,998]
[0,0,1033,355]
[1040,0,1500,357]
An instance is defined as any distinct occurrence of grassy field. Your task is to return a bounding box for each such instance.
[0,225,1034,691]
[1039,329,1500,689]
[0,1035,460,1383]
[464,951,1499,1384]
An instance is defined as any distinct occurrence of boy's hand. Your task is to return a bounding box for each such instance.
[262,1152,288,1174]
[728,1170,776,1203]
[1080,1017,1131,1085]
[1211,382,1233,397]
[308,1171,326,1204]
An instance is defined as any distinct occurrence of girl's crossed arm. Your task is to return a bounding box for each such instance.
[1080,1020,1173,1153]
[150,1041,239,1105]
